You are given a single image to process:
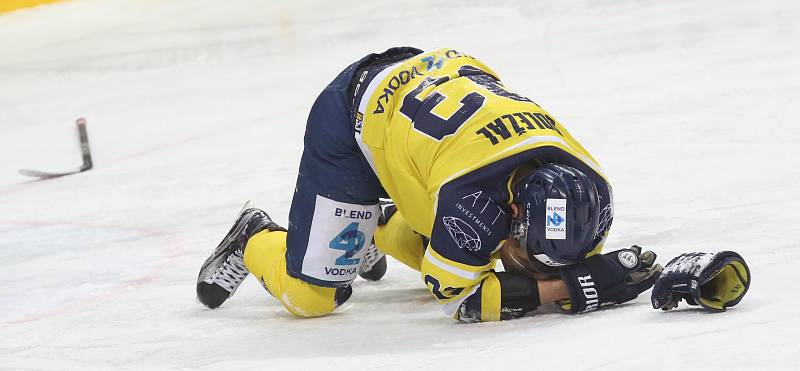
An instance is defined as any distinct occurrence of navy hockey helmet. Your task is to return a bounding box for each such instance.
[509,163,601,266]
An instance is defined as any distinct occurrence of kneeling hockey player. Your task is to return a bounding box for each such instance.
[196,47,664,321]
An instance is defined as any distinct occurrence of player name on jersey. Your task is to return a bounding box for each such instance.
[475,111,564,145]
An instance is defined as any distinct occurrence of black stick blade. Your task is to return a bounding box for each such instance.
[19,118,93,179]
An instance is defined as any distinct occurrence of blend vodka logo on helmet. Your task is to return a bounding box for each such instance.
[545,198,567,240]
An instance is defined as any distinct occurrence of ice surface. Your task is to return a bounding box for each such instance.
[1,0,799,369]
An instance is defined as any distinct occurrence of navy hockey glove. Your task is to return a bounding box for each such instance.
[560,246,662,313]
[651,251,750,312]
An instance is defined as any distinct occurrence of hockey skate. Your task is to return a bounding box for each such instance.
[357,242,387,281]
[196,202,285,309]
[357,200,394,281]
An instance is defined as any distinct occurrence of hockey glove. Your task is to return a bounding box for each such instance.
[651,251,750,312]
[560,245,662,313]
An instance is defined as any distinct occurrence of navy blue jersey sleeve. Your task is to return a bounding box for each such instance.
[430,178,512,267]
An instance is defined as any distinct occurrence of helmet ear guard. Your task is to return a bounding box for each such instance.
[510,163,603,267]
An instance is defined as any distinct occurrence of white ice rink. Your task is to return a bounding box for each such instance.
[1,0,799,369]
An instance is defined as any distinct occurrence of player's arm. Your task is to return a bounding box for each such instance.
[420,243,570,321]
[456,270,570,321]
[423,244,662,320]
[421,179,571,321]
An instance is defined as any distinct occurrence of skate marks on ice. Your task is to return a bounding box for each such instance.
[0,1,306,75]
[186,279,446,360]
[0,220,186,325]
[607,214,683,250]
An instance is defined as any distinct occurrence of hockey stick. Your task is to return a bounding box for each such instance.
[19,118,93,179]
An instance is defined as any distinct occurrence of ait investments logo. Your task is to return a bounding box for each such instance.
[442,216,481,252]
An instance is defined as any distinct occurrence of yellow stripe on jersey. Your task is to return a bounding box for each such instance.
[433,136,607,222]
[421,247,496,316]
[423,246,494,282]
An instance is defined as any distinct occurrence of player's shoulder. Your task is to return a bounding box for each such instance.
[431,163,514,265]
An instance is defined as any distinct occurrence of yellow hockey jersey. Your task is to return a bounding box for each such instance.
[352,48,612,321]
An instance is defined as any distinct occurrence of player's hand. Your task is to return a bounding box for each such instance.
[560,245,663,313]
[651,251,751,312]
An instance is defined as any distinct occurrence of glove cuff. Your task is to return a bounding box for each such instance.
[692,251,751,311]
[560,258,602,313]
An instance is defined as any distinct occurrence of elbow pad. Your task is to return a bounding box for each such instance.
[496,271,541,320]
[458,272,541,322]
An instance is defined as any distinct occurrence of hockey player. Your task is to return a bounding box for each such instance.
[196,47,662,321]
